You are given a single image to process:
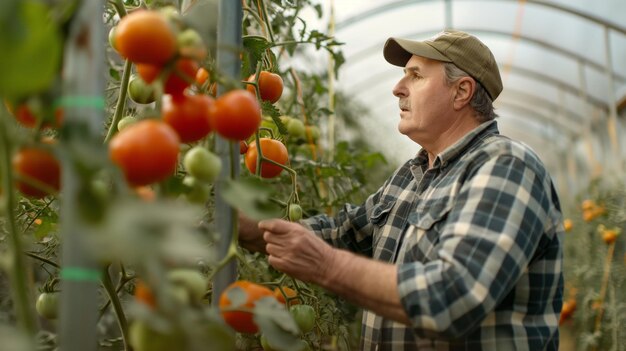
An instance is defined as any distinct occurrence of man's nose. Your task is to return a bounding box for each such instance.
[392,80,406,98]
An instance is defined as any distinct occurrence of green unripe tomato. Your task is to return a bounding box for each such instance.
[286,119,305,139]
[182,176,211,204]
[128,74,156,104]
[36,292,59,319]
[166,268,207,304]
[117,115,138,131]
[289,304,316,333]
[288,203,303,222]
[183,146,222,183]
[279,115,293,125]
[108,26,118,51]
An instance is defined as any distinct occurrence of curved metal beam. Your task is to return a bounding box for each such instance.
[499,88,586,124]
[343,28,626,83]
[336,0,626,35]
[348,62,609,112]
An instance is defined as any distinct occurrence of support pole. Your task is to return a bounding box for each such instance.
[58,1,104,350]
[602,26,621,170]
[212,0,242,303]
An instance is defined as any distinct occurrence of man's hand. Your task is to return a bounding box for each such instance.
[238,213,267,253]
[258,218,336,285]
[258,218,411,324]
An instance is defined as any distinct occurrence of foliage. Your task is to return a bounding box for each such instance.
[560,179,626,351]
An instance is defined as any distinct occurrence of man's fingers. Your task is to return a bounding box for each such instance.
[258,218,296,233]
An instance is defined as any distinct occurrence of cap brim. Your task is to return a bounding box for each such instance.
[383,37,452,66]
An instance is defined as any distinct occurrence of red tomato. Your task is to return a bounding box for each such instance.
[162,93,214,143]
[12,146,61,198]
[219,280,275,334]
[136,59,198,97]
[114,10,177,65]
[245,138,289,178]
[5,100,63,129]
[246,71,283,103]
[209,90,261,141]
[109,119,180,186]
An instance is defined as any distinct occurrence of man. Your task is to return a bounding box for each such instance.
[239,30,564,350]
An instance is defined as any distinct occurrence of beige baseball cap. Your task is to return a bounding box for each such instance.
[383,30,502,100]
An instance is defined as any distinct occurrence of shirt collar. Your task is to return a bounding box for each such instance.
[411,120,499,170]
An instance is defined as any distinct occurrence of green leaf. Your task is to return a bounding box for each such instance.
[253,297,303,350]
[0,1,62,98]
[262,101,288,135]
[219,178,282,221]
[243,35,272,76]
[109,68,121,81]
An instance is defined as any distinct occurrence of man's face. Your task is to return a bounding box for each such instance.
[392,55,456,145]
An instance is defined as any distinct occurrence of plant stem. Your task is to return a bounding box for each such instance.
[104,59,132,143]
[101,265,130,351]
[104,0,130,143]
[592,241,616,348]
[0,111,37,336]
[25,252,60,269]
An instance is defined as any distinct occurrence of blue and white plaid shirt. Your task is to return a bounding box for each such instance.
[304,121,564,350]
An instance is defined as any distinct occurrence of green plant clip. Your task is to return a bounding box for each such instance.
[54,96,106,109]
[60,267,101,282]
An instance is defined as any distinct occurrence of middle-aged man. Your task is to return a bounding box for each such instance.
[239,29,564,350]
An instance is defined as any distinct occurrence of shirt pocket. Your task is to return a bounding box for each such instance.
[403,199,454,262]
[369,200,395,227]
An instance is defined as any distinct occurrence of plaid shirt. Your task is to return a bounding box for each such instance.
[304,121,564,350]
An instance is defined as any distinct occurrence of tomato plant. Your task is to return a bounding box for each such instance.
[183,146,222,184]
[35,292,59,319]
[162,93,213,143]
[219,280,275,334]
[246,71,284,103]
[12,146,61,198]
[209,89,261,140]
[245,138,289,178]
[114,10,177,65]
[109,119,180,186]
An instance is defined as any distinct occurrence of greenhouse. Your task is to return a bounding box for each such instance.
[0,0,625,350]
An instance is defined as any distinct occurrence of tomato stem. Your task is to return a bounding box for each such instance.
[0,110,37,336]
[101,265,130,351]
[104,59,132,143]
[98,263,135,320]
[24,252,60,269]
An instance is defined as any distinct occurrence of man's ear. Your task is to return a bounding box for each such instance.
[453,77,475,110]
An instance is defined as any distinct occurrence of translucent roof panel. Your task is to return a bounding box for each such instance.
[299,0,626,194]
